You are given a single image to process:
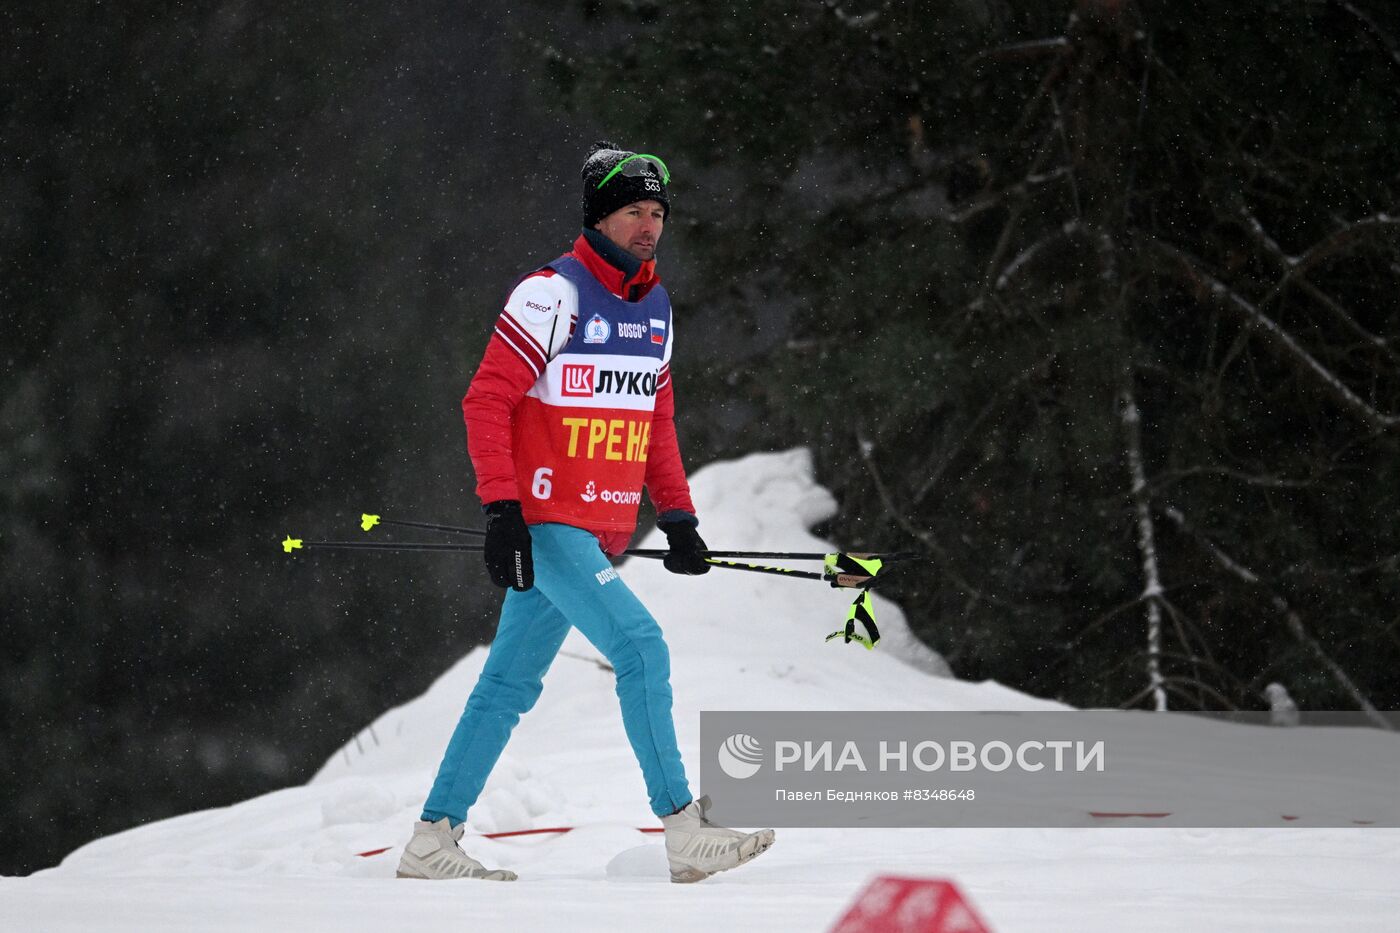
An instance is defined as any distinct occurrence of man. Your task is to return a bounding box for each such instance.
[395,142,775,884]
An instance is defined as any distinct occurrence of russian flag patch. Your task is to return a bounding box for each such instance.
[650,318,666,345]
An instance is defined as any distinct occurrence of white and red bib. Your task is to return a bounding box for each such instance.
[510,255,672,531]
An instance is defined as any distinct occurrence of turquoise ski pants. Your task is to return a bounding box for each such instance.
[421,522,692,823]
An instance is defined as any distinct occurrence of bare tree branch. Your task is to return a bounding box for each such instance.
[913,353,1056,506]
[1234,206,1400,274]
[1159,678,1240,710]
[976,59,1077,293]
[967,37,1071,67]
[1162,599,1206,702]
[1236,204,1290,261]
[1239,206,1400,341]
[1118,676,1240,710]
[1147,464,1320,494]
[1006,36,1077,140]
[1294,278,1400,367]
[1147,237,1400,432]
[856,428,938,550]
[1049,91,1084,221]
[855,428,1010,610]
[1287,213,1399,280]
[1282,551,1400,579]
[979,132,1063,296]
[995,221,1084,290]
[1326,0,1400,80]
[1162,505,1394,730]
[949,167,1071,224]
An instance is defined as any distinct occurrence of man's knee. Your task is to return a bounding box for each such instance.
[607,627,671,683]
[466,672,547,716]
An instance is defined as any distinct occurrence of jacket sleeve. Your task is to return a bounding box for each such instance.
[462,273,575,504]
[644,347,698,518]
[462,340,535,504]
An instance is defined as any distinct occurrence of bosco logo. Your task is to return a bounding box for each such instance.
[561,364,595,398]
[520,297,557,324]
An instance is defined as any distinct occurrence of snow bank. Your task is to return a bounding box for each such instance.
[7,448,1398,933]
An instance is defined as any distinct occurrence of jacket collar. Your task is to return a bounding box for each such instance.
[572,229,660,301]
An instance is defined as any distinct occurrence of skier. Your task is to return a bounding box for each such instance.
[395,142,775,883]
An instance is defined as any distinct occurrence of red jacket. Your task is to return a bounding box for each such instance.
[462,234,696,555]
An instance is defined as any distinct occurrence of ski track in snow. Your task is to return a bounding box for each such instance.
[5,449,1399,932]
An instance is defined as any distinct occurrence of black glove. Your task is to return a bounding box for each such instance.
[483,500,533,591]
[658,513,710,575]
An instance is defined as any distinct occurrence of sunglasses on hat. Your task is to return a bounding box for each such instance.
[595,153,671,190]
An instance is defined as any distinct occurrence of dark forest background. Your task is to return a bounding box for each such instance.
[4,0,1398,876]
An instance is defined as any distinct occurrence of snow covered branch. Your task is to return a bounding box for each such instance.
[967,37,1071,66]
[1147,237,1400,432]
[1294,279,1400,365]
[1162,506,1394,730]
[1119,378,1169,712]
[827,4,881,29]
[855,429,1005,612]
[912,353,1056,507]
[1327,0,1400,78]
[856,428,945,554]
[1147,465,1318,493]
[995,221,1084,290]
[949,167,1071,224]
[1237,206,1399,275]
[1235,207,1400,365]
[1235,205,1292,265]
[1287,213,1399,281]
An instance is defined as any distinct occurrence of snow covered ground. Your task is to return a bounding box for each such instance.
[5,449,1398,931]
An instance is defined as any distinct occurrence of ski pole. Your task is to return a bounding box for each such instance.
[283,536,886,647]
[359,514,482,537]
[357,514,912,588]
[362,512,920,564]
[282,537,878,587]
[287,538,823,577]
[625,548,922,562]
[626,552,882,588]
[631,553,827,582]
[282,538,483,554]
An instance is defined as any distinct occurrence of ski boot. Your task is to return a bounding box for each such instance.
[660,795,775,883]
[395,818,517,881]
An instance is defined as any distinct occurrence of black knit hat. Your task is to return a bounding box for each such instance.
[581,140,670,228]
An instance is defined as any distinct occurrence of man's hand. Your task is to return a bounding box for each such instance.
[483,500,533,590]
[658,513,710,576]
